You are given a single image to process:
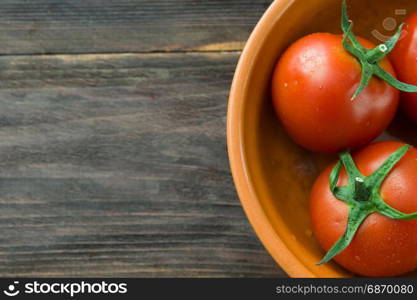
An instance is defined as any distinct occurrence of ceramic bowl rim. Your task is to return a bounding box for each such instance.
[226,0,316,278]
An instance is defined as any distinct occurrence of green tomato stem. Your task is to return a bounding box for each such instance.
[318,144,417,265]
[317,205,370,265]
[341,0,417,99]
[365,45,388,63]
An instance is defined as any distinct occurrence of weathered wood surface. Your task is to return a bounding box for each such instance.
[0,52,285,277]
[0,0,273,55]
[0,0,284,277]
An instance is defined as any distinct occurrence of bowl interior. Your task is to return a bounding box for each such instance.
[238,0,417,277]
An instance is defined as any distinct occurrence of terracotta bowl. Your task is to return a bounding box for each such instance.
[227,0,417,277]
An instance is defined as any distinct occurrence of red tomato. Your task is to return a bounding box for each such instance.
[310,141,417,277]
[390,12,417,123]
[272,33,399,154]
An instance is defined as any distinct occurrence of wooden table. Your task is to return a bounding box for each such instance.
[0,0,286,277]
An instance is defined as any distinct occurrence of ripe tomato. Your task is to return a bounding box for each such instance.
[310,141,417,277]
[272,33,399,154]
[390,12,417,123]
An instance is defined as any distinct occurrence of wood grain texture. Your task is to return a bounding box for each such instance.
[0,0,272,55]
[0,52,285,277]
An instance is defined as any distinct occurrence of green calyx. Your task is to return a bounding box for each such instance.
[318,144,417,265]
[342,0,417,100]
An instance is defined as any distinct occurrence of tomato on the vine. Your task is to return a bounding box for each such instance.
[272,33,399,153]
[310,141,417,277]
[271,1,417,154]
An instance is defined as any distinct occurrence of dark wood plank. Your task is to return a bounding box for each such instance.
[0,0,272,55]
[0,52,285,277]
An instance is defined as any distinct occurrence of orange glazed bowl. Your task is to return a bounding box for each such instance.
[227,0,417,277]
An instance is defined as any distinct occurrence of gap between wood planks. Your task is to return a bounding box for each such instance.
[0,49,243,58]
